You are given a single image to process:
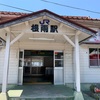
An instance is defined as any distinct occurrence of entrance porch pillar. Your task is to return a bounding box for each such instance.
[2,32,11,93]
[75,33,80,92]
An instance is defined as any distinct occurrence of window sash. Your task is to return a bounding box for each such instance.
[89,48,100,67]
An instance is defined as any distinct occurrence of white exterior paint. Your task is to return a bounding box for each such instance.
[0,49,5,83]
[80,44,100,83]
[0,37,98,85]
[2,32,11,93]
[0,42,74,85]
[0,46,19,84]
[0,11,98,94]
[64,46,74,83]
[75,33,80,92]
[0,43,100,85]
[18,50,24,85]
[54,50,64,85]
[8,47,19,84]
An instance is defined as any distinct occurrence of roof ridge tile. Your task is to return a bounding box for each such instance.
[0,11,28,15]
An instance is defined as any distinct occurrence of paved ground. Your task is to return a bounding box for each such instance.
[83,93,95,100]
[0,84,96,100]
[7,85,74,99]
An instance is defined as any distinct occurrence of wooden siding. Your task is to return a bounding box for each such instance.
[64,46,74,83]
[80,44,100,83]
[0,46,19,84]
[0,42,69,84]
[0,48,5,83]
[1,42,100,84]
[19,42,65,50]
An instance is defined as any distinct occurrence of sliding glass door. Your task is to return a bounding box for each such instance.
[54,51,64,84]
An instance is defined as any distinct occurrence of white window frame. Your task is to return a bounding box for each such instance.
[89,48,100,68]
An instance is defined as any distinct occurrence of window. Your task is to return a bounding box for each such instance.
[89,48,100,67]
[55,52,63,67]
[31,58,43,67]
[24,57,43,67]
[19,51,23,67]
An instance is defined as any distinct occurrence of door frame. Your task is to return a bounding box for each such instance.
[18,49,24,85]
[54,50,64,85]
[18,49,64,85]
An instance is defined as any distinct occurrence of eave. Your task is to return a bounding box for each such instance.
[0,9,97,36]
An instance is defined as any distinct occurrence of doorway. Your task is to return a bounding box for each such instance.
[23,50,54,84]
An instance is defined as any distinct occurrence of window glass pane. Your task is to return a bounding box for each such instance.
[89,48,98,59]
[55,52,63,59]
[90,59,98,66]
[31,59,43,67]
[19,60,22,67]
[99,49,100,59]
[24,58,31,66]
[31,57,43,67]
[98,49,100,66]
[55,60,63,67]
[19,51,23,58]
[89,48,98,66]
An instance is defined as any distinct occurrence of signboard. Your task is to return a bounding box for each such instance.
[24,50,53,56]
[84,32,100,43]
[31,19,58,33]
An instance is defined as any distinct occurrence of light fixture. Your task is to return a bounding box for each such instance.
[29,38,54,41]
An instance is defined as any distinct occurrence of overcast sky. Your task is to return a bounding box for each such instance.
[0,0,100,18]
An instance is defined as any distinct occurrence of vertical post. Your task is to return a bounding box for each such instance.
[2,32,10,93]
[75,33,81,92]
[73,48,76,89]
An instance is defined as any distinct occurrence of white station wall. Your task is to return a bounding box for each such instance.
[80,44,100,83]
[19,42,74,84]
[64,45,74,83]
[0,46,19,84]
[8,47,19,84]
[1,42,100,84]
[0,42,67,84]
[0,48,5,84]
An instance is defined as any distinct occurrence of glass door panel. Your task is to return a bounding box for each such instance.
[54,51,64,84]
[18,50,24,85]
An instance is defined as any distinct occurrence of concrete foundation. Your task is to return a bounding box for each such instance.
[74,91,84,100]
[0,93,8,100]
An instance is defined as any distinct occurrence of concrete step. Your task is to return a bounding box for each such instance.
[9,97,74,100]
[8,85,74,100]
[25,98,74,100]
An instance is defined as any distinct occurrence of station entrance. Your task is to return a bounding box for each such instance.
[23,50,54,84]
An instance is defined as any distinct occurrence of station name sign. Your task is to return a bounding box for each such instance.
[31,19,58,33]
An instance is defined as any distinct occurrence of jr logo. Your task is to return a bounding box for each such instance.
[39,19,50,25]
